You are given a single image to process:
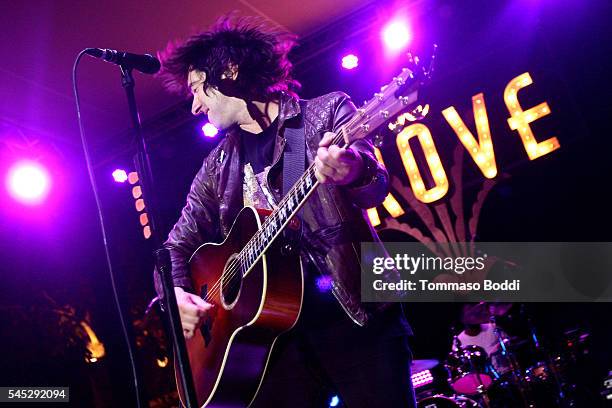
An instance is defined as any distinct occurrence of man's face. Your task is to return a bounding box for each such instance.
[188,70,244,130]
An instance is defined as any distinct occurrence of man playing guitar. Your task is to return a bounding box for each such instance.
[154,16,416,407]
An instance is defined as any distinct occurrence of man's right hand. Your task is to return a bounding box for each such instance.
[175,286,214,339]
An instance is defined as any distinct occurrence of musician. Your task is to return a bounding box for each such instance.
[154,17,415,407]
[455,323,502,357]
[455,303,512,377]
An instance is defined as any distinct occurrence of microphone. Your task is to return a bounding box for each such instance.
[85,48,161,74]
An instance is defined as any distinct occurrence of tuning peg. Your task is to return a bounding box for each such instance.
[373,133,385,148]
[357,108,369,119]
[407,51,415,65]
[399,96,411,105]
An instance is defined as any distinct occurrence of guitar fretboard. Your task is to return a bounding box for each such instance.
[236,159,320,278]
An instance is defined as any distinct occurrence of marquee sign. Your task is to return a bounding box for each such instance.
[369,71,561,227]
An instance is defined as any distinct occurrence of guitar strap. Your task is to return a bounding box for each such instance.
[282,100,306,197]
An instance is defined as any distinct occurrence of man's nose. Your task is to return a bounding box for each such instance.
[191,98,203,116]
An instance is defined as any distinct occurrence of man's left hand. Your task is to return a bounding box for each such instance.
[315,132,364,185]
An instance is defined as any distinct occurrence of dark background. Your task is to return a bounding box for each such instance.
[1,0,611,406]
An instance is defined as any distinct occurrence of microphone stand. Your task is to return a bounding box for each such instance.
[120,66,198,408]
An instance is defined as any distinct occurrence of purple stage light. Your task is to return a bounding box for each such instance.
[341,54,359,69]
[315,275,333,292]
[202,122,219,138]
[6,160,51,205]
[382,19,412,52]
[112,169,128,183]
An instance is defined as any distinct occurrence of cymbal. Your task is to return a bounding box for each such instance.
[411,359,439,372]
[462,302,513,325]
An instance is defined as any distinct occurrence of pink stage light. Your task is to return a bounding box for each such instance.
[112,169,128,183]
[6,161,51,205]
[382,19,412,52]
[202,123,219,138]
[341,54,359,69]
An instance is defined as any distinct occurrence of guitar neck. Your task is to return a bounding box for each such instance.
[237,129,349,277]
[238,157,320,277]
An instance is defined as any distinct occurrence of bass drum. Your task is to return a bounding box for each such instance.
[418,395,480,408]
[445,345,494,395]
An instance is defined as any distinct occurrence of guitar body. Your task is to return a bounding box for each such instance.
[177,206,303,408]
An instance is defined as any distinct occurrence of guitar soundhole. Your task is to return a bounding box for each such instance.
[220,254,243,310]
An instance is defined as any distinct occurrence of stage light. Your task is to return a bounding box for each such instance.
[135,198,145,212]
[6,160,51,205]
[316,275,333,292]
[128,171,139,185]
[125,171,152,239]
[411,369,434,388]
[112,169,128,183]
[341,54,359,69]
[156,356,169,368]
[382,19,412,52]
[82,321,105,363]
[202,122,218,138]
[329,395,340,407]
[132,185,142,199]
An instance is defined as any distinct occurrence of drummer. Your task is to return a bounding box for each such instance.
[454,322,502,357]
[453,304,512,376]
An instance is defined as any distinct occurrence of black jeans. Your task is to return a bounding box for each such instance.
[251,266,416,408]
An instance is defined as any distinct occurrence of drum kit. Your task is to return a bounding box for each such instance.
[413,303,588,408]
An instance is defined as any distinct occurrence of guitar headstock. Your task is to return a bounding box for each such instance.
[342,45,437,145]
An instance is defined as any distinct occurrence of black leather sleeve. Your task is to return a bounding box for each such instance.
[331,93,390,209]
[153,149,221,298]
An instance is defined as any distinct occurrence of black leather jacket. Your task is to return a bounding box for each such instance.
[154,91,394,326]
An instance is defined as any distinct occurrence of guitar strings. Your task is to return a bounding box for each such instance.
[201,165,323,303]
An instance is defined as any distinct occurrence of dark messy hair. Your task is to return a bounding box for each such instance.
[158,15,300,100]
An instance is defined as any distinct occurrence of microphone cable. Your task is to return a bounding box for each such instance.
[72,49,143,408]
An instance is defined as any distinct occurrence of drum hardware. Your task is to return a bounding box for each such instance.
[461,302,513,325]
[521,304,571,406]
[420,303,599,407]
[446,344,495,396]
[447,303,591,407]
[417,395,480,408]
